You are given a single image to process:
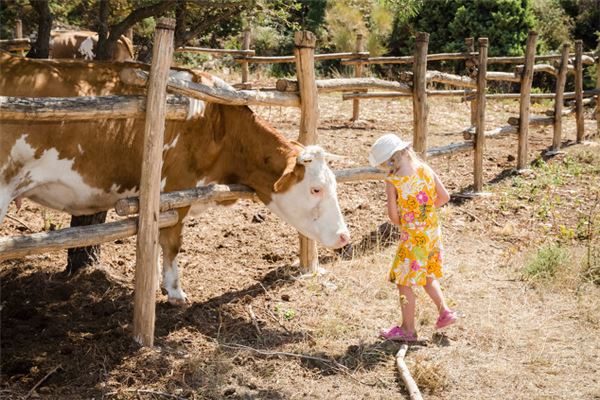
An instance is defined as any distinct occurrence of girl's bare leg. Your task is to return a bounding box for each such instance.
[398,285,416,333]
[423,277,450,314]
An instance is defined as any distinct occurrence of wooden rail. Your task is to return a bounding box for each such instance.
[276,78,411,93]
[0,95,190,121]
[176,46,255,56]
[0,38,31,52]
[0,211,179,261]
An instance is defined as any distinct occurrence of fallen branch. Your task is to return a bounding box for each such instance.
[246,304,262,336]
[5,214,32,231]
[395,344,423,400]
[106,388,186,400]
[25,364,62,399]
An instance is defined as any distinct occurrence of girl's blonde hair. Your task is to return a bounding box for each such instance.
[386,146,423,174]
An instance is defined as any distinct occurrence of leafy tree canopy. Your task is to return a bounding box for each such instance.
[391,0,536,57]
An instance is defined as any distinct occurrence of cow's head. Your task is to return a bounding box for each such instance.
[267,146,350,249]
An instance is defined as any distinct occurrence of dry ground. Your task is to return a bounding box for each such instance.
[1,83,599,399]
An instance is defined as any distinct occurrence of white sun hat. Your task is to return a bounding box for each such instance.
[368,134,411,167]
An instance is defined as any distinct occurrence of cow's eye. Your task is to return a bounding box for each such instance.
[310,187,322,195]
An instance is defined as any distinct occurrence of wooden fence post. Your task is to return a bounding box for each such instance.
[474,38,488,192]
[517,31,537,170]
[412,32,429,156]
[465,38,477,127]
[351,33,365,121]
[574,40,584,142]
[552,43,570,151]
[241,29,251,84]
[14,19,22,39]
[133,18,175,347]
[14,19,24,56]
[294,31,319,273]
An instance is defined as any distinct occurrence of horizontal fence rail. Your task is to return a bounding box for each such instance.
[0,211,179,261]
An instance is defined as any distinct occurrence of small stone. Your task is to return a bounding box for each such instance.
[252,213,266,223]
[281,294,290,301]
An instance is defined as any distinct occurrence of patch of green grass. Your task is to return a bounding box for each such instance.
[523,244,569,280]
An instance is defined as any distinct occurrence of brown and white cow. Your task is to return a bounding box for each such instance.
[0,52,350,304]
[50,30,135,61]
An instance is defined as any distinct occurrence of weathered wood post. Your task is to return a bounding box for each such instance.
[14,19,24,56]
[14,19,22,39]
[294,31,319,272]
[474,38,488,192]
[552,43,570,151]
[351,33,365,121]
[517,31,537,170]
[574,40,584,142]
[465,37,477,128]
[241,29,251,84]
[412,32,429,156]
[133,18,175,347]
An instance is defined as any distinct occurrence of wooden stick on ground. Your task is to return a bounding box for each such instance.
[396,344,423,400]
[25,365,62,399]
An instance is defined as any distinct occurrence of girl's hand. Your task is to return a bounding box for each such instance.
[386,182,401,225]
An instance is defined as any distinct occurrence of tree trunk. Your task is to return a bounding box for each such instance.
[65,212,107,274]
[175,1,187,49]
[27,0,52,59]
[96,0,115,61]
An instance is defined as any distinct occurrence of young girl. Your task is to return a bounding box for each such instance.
[369,134,458,341]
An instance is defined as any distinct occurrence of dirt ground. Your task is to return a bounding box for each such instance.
[1,85,599,399]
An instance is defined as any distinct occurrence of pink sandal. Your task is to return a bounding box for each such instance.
[379,326,417,341]
[435,309,458,330]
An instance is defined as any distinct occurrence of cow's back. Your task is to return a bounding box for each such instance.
[0,50,146,97]
[50,31,135,61]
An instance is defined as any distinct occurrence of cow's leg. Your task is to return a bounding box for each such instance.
[159,209,188,305]
[65,211,107,274]
[0,199,9,224]
[1,183,21,224]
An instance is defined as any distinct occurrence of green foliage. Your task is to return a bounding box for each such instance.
[324,0,398,56]
[0,0,33,39]
[325,0,366,52]
[531,0,573,53]
[523,244,569,280]
[391,0,535,56]
[560,0,600,51]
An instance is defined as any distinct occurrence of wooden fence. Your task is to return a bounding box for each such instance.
[1,24,599,346]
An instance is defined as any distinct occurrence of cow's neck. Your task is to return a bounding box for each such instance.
[203,104,296,203]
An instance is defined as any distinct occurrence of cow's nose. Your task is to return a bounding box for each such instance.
[338,232,350,247]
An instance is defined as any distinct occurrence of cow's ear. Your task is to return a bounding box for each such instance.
[289,140,305,150]
[273,156,299,193]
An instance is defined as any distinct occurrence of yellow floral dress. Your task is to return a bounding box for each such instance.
[387,165,444,286]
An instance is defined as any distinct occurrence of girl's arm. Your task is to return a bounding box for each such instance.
[432,171,450,207]
[386,182,401,225]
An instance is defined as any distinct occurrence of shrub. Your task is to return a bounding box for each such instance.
[523,244,569,280]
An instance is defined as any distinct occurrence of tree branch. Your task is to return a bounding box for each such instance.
[177,6,244,47]
[110,0,177,39]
